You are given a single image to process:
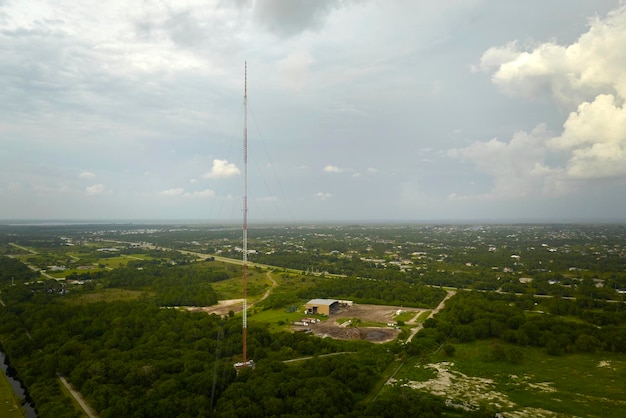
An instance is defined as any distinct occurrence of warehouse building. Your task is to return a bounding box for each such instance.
[304,299,339,316]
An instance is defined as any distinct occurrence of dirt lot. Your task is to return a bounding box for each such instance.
[189,301,426,344]
[298,304,424,343]
[185,299,243,316]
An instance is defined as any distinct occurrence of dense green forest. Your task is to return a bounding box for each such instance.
[0,256,39,283]
[409,292,626,357]
[0,280,483,417]
[102,263,228,306]
[298,276,447,308]
[215,354,491,417]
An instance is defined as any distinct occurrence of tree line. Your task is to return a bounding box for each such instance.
[409,292,626,357]
[298,276,447,309]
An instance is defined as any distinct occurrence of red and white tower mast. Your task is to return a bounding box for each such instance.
[241,62,249,366]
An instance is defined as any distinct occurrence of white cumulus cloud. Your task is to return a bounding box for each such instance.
[158,188,215,198]
[449,125,565,198]
[203,159,240,179]
[313,192,332,200]
[480,5,626,106]
[278,50,315,90]
[547,94,626,179]
[159,188,184,197]
[462,4,626,198]
[184,189,215,198]
[79,171,96,179]
[323,165,343,173]
[85,184,107,195]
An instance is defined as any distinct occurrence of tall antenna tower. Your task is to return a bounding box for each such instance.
[242,61,248,365]
[234,62,253,370]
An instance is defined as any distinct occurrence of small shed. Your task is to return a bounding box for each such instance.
[305,299,339,316]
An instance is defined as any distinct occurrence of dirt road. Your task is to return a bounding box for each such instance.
[250,271,277,308]
[187,270,277,316]
[406,290,456,343]
[58,375,98,418]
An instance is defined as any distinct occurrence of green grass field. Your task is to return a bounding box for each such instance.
[248,307,307,332]
[96,254,154,268]
[416,311,431,321]
[211,270,271,301]
[64,288,154,304]
[47,267,106,279]
[393,311,417,322]
[0,371,25,418]
[389,340,626,417]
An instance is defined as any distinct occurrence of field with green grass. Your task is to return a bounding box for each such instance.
[415,310,431,321]
[248,307,308,332]
[394,311,417,322]
[211,269,271,301]
[47,266,105,279]
[64,288,154,304]
[0,370,25,418]
[386,339,626,417]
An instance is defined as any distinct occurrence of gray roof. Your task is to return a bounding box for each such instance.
[306,299,338,306]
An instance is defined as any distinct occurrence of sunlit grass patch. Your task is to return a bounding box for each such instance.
[416,311,431,321]
[64,288,154,304]
[0,371,25,418]
[97,256,132,268]
[248,308,307,332]
[47,267,107,279]
[211,270,270,300]
[394,311,416,322]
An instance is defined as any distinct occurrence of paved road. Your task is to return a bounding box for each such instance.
[8,243,60,279]
[8,243,37,254]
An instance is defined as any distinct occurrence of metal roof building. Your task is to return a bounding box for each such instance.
[305,299,339,316]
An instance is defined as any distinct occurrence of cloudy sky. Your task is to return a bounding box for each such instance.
[2,0,626,223]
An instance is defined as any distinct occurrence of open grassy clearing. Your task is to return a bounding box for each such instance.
[524,310,589,325]
[97,256,129,268]
[121,253,152,260]
[47,267,105,279]
[0,371,25,418]
[270,271,323,294]
[248,307,309,332]
[416,310,431,321]
[210,269,271,301]
[9,255,33,263]
[388,339,626,417]
[393,311,415,322]
[63,288,154,304]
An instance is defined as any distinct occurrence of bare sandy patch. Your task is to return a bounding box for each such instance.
[394,362,561,417]
[402,362,514,410]
[184,299,244,316]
